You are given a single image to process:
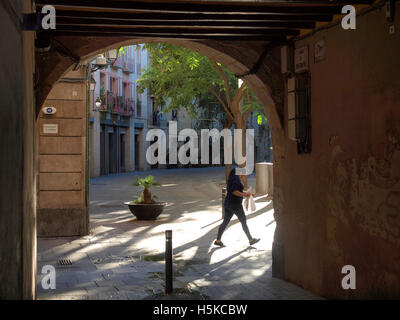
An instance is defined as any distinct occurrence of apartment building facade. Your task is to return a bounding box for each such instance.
[90,44,168,177]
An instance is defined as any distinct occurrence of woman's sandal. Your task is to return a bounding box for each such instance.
[214,240,225,247]
[249,238,260,245]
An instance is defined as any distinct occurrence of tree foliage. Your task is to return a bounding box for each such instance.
[137,43,264,128]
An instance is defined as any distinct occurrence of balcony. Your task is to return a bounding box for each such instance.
[112,55,125,69]
[98,91,109,112]
[98,92,134,116]
[123,59,135,73]
[112,54,135,73]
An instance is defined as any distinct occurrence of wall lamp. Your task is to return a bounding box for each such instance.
[95,97,102,110]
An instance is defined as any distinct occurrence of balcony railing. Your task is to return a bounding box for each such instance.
[112,54,135,73]
[123,59,135,73]
[98,91,109,112]
[113,55,125,69]
[98,92,134,116]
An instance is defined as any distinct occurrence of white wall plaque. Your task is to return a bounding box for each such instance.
[294,46,309,73]
[43,124,58,134]
[314,39,326,63]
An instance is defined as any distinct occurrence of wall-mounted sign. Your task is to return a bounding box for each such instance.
[314,39,326,63]
[43,124,58,134]
[294,46,309,73]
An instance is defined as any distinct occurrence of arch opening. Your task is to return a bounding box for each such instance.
[35,37,285,298]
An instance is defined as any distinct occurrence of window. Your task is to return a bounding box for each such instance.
[137,47,141,74]
[100,72,106,91]
[136,85,141,117]
[99,72,106,102]
[110,77,118,95]
[287,72,311,154]
[123,82,128,99]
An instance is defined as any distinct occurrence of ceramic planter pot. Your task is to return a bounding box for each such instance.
[127,202,166,220]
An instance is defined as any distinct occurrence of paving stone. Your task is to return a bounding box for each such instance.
[55,294,89,300]
[49,288,88,297]
[94,279,126,287]
[119,290,152,300]
[136,262,165,273]
[37,168,322,300]
[77,243,104,253]
[89,291,128,300]
[111,266,138,274]
[121,277,151,286]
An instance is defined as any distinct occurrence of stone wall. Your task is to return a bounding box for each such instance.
[31,2,400,299]
[0,0,36,299]
[37,69,89,237]
[273,3,400,299]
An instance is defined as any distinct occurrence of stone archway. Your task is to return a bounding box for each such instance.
[6,0,400,301]
[35,35,287,283]
[35,37,286,209]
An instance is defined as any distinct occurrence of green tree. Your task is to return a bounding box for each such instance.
[137,43,264,181]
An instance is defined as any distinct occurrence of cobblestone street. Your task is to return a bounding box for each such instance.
[37,167,321,300]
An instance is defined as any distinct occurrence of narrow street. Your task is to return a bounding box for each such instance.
[37,167,321,300]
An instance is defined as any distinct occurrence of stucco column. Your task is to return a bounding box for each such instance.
[140,126,150,171]
[129,117,136,171]
[92,110,101,177]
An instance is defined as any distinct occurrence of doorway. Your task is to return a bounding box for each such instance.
[120,133,125,172]
[134,133,140,171]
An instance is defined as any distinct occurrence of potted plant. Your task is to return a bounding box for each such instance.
[127,176,166,220]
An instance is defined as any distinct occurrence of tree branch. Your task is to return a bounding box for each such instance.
[205,83,234,121]
[231,84,247,115]
[211,60,233,109]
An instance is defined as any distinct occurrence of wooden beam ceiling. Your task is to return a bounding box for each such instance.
[35,0,375,13]
[53,10,335,22]
[35,0,375,41]
[55,17,317,29]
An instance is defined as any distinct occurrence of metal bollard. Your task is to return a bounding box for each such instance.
[221,187,227,219]
[165,230,173,294]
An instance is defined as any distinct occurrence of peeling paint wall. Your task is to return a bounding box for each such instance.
[276,3,400,298]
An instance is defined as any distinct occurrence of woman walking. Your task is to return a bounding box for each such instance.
[214,168,260,247]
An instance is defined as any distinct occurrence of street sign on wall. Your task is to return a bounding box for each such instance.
[294,46,309,73]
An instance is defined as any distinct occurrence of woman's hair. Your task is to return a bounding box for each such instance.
[229,167,236,178]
